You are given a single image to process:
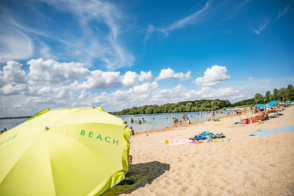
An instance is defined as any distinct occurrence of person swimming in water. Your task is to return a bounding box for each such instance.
[131,118,134,123]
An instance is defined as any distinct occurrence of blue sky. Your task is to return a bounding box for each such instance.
[0,0,293,117]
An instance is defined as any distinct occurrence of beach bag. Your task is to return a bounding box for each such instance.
[215,133,225,139]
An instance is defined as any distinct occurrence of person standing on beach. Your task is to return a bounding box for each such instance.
[212,111,215,118]
[130,127,134,135]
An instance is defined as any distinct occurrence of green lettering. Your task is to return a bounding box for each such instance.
[5,137,11,143]
[96,135,102,140]
[89,132,93,138]
[113,139,118,145]
[105,137,111,143]
[0,141,4,145]
[80,130,85,135]
[12,134,17,139]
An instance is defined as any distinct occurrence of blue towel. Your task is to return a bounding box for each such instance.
[249,126,294,136]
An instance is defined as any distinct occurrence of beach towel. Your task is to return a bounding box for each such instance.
[248,126,294,136]
[233,121,242,124]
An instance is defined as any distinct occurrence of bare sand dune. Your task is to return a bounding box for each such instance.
[104,107,294,196]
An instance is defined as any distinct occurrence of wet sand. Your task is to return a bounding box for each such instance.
[104,107,294,196]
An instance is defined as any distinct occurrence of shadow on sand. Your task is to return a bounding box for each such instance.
[102,161,170,196]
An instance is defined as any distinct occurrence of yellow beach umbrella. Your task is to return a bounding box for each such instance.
[0,107,131,196]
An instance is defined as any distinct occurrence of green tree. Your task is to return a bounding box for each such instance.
[265,91,271,102]
[285,84,294,101]
[273,88,279,100]
[146,107,153,114]
[255,93,263,103]
[278,88,286,101]
[205,101,211,108]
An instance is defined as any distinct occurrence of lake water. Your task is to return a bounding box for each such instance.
[0,111,236,133]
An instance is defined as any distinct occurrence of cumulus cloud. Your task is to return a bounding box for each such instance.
[174,84,186,92]
[0,84,28,95]
[28,58,90,83]
[248,77,254,80]
[156,68,191,81]
[194,65,230,86]
[0,61,28,86]
[81,70,153,90]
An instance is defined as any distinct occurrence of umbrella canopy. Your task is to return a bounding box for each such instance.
[265,100,278,107]
[0,107,131,196]
[255,104,266,108]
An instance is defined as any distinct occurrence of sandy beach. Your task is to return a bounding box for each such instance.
[104,107,294,196]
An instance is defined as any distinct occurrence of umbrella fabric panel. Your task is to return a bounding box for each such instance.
[50,109,125,127]
[255,104,266,108]
[48,123,125,169]
[19,109,77,128]
[47,132,125,196]
[0,132,56,196]
[0,127,41,185]
[266,100,278,106]
[0,130,125,196]
[122,128,131,172]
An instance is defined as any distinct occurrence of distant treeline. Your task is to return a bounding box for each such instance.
[113,84,294,115]
[113,99,231,115]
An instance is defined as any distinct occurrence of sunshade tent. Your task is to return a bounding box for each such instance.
[0,107,131,196]
[265,100,278,107]
[255,104,266,108]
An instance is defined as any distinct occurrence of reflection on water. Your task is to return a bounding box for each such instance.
[0,111,235,133]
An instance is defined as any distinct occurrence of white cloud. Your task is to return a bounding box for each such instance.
[0,61,28,86]
[0,24,34,63]
[248,77,254,80]
[28,58,90,83]
[166,0,212,31]
[37,0,135,69]
[194,65,230,86]
[144,0,213,41]
[156,68,191,81]
[174,84,186,92]
[0,84,27,95]
[253,19,269,34]
[81,70,153,90]
[276,4,290,21]
[0,0,134,69]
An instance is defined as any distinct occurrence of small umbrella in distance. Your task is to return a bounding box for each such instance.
[0,107,131,196]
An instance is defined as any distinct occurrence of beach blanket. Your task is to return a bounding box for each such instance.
[248,126,294,136]
[233,121,242,124]
[169,139,191,145]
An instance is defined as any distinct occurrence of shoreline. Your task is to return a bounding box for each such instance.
[134,113,239,135]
